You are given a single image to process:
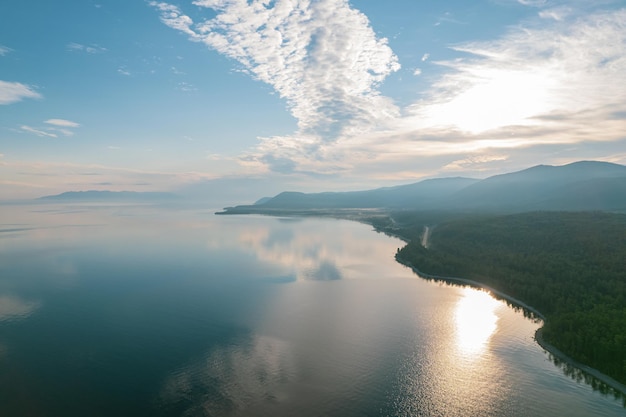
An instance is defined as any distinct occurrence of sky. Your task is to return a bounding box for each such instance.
[1,0,626,201]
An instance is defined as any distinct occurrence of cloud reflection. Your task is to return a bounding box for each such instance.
[208,217,404,283]
[159,335,294,416]
[0,295,40,322]
[303,260,342,281]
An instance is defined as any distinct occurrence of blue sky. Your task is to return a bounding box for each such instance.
[1,0,625,201]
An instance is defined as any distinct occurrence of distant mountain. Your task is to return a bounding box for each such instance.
[39,190,179,202]
[259,177,479,210]
[220,161,626,214]
[254,197,273,205]
[447,161,626,211]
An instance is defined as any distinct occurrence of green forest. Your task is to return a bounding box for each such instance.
[386,211,626,386]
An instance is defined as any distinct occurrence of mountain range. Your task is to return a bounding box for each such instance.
[221,161,626,213]
[39,190,179,202]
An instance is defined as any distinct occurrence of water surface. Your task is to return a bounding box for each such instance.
[0,203,623,416]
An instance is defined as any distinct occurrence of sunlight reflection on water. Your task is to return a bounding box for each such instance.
[454,288,501,356]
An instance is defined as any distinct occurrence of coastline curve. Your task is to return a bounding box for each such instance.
[395,256,626,399]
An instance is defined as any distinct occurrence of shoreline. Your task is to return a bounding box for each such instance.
[534,328,626,397]
[394,257,545,320]
[395,256,626,398]
[218,209,626,399]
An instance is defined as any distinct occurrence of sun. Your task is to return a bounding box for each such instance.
[422,68,556,134]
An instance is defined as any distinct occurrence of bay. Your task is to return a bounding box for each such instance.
[0,203,623,416]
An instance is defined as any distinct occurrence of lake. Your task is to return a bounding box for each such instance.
[0,203,624,416]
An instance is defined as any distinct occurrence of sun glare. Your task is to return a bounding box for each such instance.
[454,288,501,355]
[424,69,555,133]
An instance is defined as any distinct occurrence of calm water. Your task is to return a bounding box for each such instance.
[0,203,624,417]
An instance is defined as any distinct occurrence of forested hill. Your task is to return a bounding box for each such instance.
[394,211,626,386]
[217,161,626,392]
[219,161,626,214]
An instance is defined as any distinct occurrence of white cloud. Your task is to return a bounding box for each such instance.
[255,7,626,179]
[117,67,131,76]
[149,2,198,37]
[66,42,107,53]
[177,81,197,92]
[538,6,572,21]
[18,119,79,138]
[45,119,80,128]
[56,128,76,136]
[20,125,57,138]
[517,0,547,6]
[413,68,422,76]
[0,81,41,105]
[408,9,626,135]
[0,45,12,56]
[152,0,400,142]
[443,155,509,172]
[170,66,186,75]
[153,2,626,181]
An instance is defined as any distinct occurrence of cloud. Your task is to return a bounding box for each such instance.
[517,0,547,6]
[0,45,12,56]
[170,66,185,75]
[413,68,422,76]
[66,42,107,53]
[152,0,400,141]
[117,67,131,76]
[45,119,80,128]
[177,81,197,92]
[404,8,626,140]
[20,125,57,138]
[259,153,297,174]
[153,2,626,183]
[18,119,79,138]
[149,1,198,37]
[434,12,465,26]
[538,6,572,21]
[289,6,626,179]
[56,129,76,136]
[443,155,509,172]
[0,81,41,105]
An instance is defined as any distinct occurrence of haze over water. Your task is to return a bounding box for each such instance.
[0,203,623,416]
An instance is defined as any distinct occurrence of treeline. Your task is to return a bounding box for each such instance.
[393,211,626,385]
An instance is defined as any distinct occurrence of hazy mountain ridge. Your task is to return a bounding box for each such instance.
[40,190,179,201]
[446,161,626,211]
[221,161,626,213]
